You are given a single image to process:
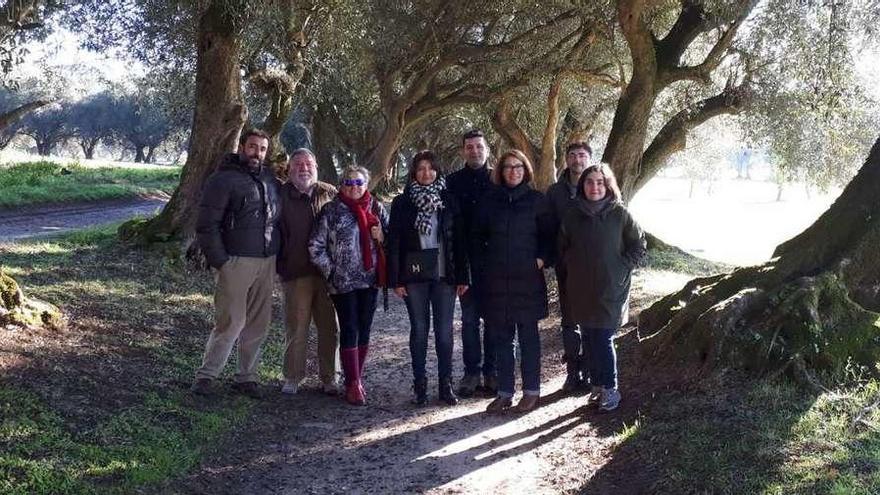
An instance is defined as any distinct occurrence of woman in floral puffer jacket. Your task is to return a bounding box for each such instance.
[309,166,389,406]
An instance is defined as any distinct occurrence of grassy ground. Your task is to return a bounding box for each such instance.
[0,226,286,494]
[587,372,880,494]
[0,228,877,493]
[0,161,181,208]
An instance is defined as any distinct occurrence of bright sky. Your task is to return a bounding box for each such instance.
[18,26,145,95]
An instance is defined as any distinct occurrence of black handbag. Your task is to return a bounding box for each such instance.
[402,248,440,283]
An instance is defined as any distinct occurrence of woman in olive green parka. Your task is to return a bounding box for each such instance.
[558,163,646,412]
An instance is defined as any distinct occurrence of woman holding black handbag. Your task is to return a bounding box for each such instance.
[387,150,470,406]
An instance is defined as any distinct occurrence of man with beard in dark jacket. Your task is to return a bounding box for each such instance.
[546,141,593,393]
[191,129,281,399]
[446,129,497,397]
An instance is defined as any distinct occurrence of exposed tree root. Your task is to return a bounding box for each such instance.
[637,136,880,383]
[0,267,63,330]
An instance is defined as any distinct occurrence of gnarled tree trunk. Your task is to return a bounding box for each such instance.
[638,135,880,383]
[121,3,246,244]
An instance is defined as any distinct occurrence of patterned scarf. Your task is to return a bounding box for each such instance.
[408,176,446,236]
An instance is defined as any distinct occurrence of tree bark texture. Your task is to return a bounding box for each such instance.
[491,96,540,176]
[122,3,246,243]
[310,104,340,185]
[603,0,755,200]
[638,136,880,382]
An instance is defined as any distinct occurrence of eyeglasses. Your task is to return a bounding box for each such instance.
[343,178,365,187]
[502,164,524,171]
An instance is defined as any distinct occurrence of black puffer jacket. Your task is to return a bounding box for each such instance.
[446,164,493,241]
[558,199,646,328]
[196,153,281,269]
[386,187,469,287]
[545,168,580,266]
[471,183,553,325]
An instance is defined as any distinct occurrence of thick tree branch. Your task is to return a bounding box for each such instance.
[658,0,757,87]
[491,95,540,164]
[655,0,710,66]
[637,84,750,192]
[0,99,50,131]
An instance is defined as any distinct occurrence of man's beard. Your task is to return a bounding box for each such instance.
[240,154,263,169]
[292,175,315,191]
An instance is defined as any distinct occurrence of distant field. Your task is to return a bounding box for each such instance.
[0,161,181,208]
[631,177,842,266]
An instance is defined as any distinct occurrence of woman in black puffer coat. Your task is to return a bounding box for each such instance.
[471,149,553,414]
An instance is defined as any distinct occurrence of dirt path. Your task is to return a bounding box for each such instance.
[0,197,167,241]
[168,272,690,495]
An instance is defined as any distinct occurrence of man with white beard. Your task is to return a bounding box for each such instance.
[276,149,341,395]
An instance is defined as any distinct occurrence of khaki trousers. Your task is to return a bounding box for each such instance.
[282,275,340,385]
[195,256,275,383]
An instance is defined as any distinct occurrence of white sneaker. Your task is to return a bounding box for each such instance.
[322,382,340,396]
[599,387,621,412]
[281,381,299,395]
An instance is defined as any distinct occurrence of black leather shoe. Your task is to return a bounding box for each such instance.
[439,378,459,406]
[413,378,428,406]
[231,381,264,400]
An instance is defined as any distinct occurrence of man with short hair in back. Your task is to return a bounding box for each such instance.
[446,129,497,397]
[191,128,281,399]
[546,141,593,393]
[276,149,341,396]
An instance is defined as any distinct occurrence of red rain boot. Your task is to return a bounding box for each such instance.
[340,347,364,406]
[357,344,369,399]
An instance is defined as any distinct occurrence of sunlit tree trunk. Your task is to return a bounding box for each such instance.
[122,2,246,244]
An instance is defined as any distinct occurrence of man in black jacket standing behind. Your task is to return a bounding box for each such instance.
[546,141,592,393]
[191,129,281,399]
[446,129,497,397]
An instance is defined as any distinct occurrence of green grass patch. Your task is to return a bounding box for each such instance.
[0,161,180,208]
[646,241,733,276]
[0,387,250,495]
[599,377,880,494]
[0,226,282,493]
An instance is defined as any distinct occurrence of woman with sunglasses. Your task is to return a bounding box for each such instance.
[387,150,470,406]
[471,149,553,414]
[309,166,389,406]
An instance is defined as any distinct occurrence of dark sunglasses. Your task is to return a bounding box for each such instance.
[343,178,365,186]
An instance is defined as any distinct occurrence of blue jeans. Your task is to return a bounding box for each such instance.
[496,320,541,397]
[331,288,378,350]
[582,327,617,389]
[404,281,456,383]
[459,288,496,378]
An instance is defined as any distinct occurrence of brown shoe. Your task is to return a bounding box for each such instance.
[190,378,214,396]
[231,381,263,400]
[485,396,512,414]
[513,394,539,413]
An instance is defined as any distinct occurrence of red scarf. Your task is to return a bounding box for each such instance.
[339,191,386,285]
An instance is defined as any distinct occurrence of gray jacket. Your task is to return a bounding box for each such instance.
[308,197,389,294]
